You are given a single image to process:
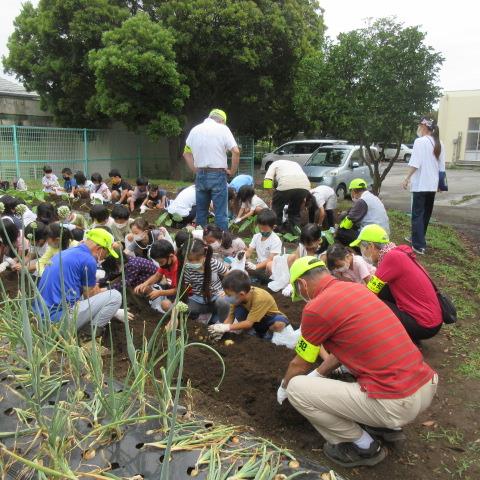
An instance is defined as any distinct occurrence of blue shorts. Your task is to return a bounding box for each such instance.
[234,305,289,338]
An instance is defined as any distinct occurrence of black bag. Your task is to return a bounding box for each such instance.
[436,291,457,324]
[403,250,457,324]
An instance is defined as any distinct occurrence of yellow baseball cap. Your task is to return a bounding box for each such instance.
[209,108,227,123]
[349,224,389,247]
[86,228,119,258]
[290,256,326,302]
[348,178,368,190]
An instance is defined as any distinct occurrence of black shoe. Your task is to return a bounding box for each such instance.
[362,425,406,443]
[323,440,386,468]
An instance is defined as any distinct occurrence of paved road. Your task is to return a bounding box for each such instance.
[379,164,480,240]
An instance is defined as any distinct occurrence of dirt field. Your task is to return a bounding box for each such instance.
[103,286,480,480]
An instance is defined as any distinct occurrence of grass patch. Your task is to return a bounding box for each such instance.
[421,427,464,447]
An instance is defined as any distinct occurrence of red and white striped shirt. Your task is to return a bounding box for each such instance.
[301,275,435,399]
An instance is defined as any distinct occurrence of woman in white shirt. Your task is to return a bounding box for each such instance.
[402,117,446,255]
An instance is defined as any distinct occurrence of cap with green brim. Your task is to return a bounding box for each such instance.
[349,224,389,247]
[86,228,119,258]
[290,256,326,302]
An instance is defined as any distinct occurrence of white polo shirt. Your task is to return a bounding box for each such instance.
[408,136,446,192]
[185,118,238,169]
[264,160,310,191]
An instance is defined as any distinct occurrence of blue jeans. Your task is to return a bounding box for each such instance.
[411,192,436,250]
[234,305,289,338]
[195,171,228,230]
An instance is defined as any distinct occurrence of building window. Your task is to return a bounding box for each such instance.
[465,117,480,161]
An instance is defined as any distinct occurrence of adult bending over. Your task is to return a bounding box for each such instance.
[277,256,438,468]
[351,224,442,342]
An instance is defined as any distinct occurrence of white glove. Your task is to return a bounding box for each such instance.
[234,218,242,224]
[246,261,257,271]
[0,261,9,273]
[307,369,324,378]
[113,309,134,323]
[281,284,293,297]
[208,323,231,334]
[277,382,288,405]
[4,257,16,267]
[140,205,147,214]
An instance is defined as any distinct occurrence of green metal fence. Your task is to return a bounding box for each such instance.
[0,125,254,181]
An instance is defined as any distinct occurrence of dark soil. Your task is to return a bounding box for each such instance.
[107,290,480,480]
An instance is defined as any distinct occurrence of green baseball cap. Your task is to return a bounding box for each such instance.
[86,228,119,258]
[290,256,326,302]
[209,108,227,123]
[349,224,389,247]
[349,178,368,190]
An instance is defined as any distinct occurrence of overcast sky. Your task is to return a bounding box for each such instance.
[1,0,479,92]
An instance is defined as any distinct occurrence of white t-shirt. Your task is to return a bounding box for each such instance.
[167,185,196,217]
[310,185,337,210]
[409,136,445,192]
[264,160,310,191]
[241,195,268,212]
[250,232,282,263]
[186,118,237,169]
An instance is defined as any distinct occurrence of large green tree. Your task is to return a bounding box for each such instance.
[89,13,189,138]
[294,18,444,194]
[3,0,129,127]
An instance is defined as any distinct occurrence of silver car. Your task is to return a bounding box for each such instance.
[302,145,375,199]
[260,139,347,172]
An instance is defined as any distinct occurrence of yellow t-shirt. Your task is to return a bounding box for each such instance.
[230,286,284,323]
[37,240,80,276]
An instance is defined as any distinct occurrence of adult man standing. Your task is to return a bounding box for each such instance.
[263,160,311,232]
[36,228,127,330]
[183,109,240,231]
[277,257,438,468]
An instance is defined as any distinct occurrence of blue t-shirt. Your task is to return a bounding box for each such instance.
[36,244,97,321]
[64,177,77,192]
[228,174,253,192]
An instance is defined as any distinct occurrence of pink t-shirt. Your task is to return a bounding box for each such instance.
[334,255,375,284]
[374,246,442,328]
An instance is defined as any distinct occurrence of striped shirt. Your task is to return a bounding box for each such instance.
[301,275,435,399]
[184,258,228,298]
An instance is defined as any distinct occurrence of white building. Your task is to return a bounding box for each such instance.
[438,90,480,165]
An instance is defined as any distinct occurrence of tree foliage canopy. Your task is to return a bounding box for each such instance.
[294,18,444,192]
[89,13,189,137]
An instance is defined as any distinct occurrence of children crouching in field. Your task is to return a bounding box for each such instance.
[207,270,299,348]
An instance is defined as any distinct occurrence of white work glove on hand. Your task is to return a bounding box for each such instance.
[0,261,9,273]
[140,205,147,214]
[113,309,134,323]
[246,261,257,271]
[307,369,324,378]
[234,218,242,224]
[208,323,231,334]
[277,382,288,405]
[281,284,293,297]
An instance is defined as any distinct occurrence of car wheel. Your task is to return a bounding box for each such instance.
[336,184,347,200]
[404,154,411,163]
[264,161,273,171]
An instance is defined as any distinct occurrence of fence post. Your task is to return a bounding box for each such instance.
[12,125,20,179]
[83,129,88,175]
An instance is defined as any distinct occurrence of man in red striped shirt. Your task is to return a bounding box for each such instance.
[277,257,438,468]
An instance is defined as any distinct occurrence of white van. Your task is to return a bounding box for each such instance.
[260,139,347,172]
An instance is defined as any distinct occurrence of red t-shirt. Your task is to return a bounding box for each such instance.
[156,256,179,288]
[374,246,442,328]
[301,275,435,399]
